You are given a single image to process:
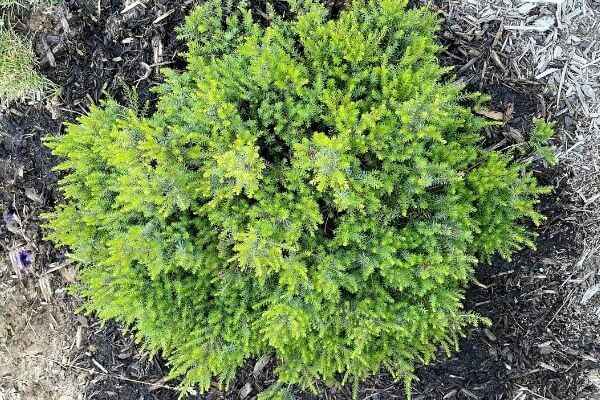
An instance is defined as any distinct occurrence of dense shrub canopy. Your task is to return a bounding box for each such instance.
[46,0,548,395]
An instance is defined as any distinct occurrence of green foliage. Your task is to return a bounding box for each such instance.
[0,28,56,105]
[530,118,556,165]
[257,385,296,400]
[45,0,549,396]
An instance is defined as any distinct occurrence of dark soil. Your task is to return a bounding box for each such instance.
[410,173,593,399]
[1,1,598,399]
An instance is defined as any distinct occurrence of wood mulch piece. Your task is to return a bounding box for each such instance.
[1,1,599,399]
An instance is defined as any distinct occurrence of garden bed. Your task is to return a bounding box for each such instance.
[1,1,598,399]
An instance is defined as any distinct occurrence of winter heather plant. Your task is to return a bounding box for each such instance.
[45,0,550,397]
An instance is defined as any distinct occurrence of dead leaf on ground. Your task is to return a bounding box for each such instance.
[474,107,505,121]
[503,103,515,122]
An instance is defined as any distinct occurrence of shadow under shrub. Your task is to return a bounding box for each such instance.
[44,0,550,397]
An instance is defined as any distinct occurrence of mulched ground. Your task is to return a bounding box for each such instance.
[1,1,598,399]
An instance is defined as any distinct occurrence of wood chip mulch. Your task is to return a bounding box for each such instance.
[1,1,599,399]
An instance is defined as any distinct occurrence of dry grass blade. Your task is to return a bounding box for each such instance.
[0,28,56,106]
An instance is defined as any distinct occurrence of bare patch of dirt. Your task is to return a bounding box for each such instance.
[0,260,83,400]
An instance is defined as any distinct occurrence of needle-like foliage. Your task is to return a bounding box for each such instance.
[45,0,550,397]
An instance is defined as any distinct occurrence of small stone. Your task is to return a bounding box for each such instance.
[239,382,252,399]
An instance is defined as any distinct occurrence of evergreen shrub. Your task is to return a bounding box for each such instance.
[45,0,550,396]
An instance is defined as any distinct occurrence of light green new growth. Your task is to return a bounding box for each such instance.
[45,0,551,397]
[0,29,54,105]
[531,118,556,165]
